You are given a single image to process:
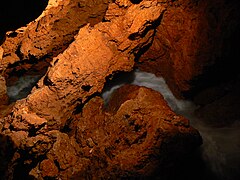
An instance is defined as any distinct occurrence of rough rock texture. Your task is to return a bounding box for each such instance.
[0,0,111,82]
[0,75,8,105]
[137,0,240,98]
[4,0,164,128]
[27,85,201,179]
[0,1,201,179]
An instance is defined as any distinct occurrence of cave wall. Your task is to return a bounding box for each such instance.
[137,0,240,98]
[0,0,239,179]
[0,1,203,179]
[2,0,239,101]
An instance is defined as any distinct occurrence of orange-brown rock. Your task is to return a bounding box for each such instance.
[27,85,201,179]
[0,0,112,106]
[0,75,8,105]
[0,0,239,178]
[0,0,111,95]
[137,0,240,98]
[39,159,59,178]
[0,1,175,179]
[4,0,165,130]
[0,84,202,179]
[0,0,110,69]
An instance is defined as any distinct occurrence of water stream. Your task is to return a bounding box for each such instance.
[102,69,240,180]
[7,75,41,102]
[6,70,240,179]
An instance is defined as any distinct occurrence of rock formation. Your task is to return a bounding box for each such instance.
[1,84,201,179]
[1,0,110,65]
[0,0,202,179]
[2,0,239,179]
[137,0,240,98]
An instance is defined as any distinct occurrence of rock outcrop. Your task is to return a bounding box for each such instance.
[1,85,201,179]
[5,0,164,127]
[0,0,111,96]
[0,1,202,179]
[0,0,110,69]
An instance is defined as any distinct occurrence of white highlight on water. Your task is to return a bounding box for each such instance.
[6,70,240,179]
[102,69,240,180]
[7,75,41,101]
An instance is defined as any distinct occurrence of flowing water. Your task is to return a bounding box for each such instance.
[6,70,240,179]
[102,69,240,180]
[7,75,41,102]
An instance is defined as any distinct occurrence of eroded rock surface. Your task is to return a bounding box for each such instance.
[0,0,110,70]
[4,0,164,129]
[0,0,111,98]
[27,85,201,179]
[0,0,200,179]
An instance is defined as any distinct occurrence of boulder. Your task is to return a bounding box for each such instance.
[28,85,202,179]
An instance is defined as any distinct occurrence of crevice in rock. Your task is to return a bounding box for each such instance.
[12,153,47,180]
[73,99,84,115]
[130,0,143,4]
[133,10,166,61]
[5,58,50,102]
[73,91,103,115]
[81,85,93,92]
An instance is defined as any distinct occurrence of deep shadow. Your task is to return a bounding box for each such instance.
[0,0,48,43]
[130,0,142,4]
[0,134,15,180]
[182,0,240,99]
[5,58,50,103]
[183,26,240,99]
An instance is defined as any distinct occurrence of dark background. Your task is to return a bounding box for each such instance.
[0,0,48,43]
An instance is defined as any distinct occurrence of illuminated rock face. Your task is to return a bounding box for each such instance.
[0,1,201,179]
[0,87,202,178]
[73,85,201,179]
[5,0,164,128]
[4,0,237,178]
[0,0,110,70]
